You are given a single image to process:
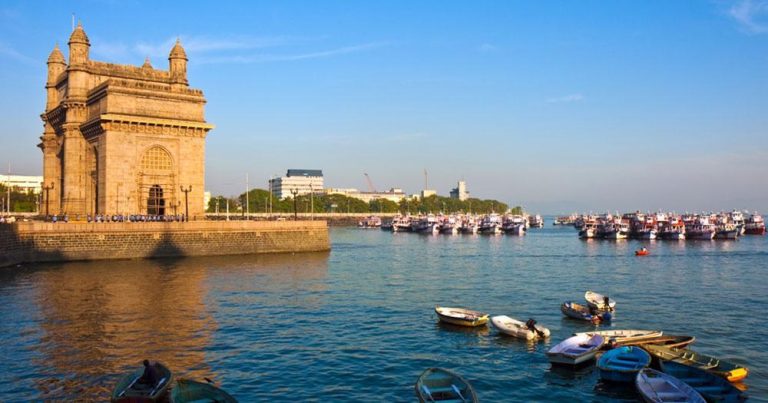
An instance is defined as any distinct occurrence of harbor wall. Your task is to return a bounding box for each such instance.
[0,221,329,268]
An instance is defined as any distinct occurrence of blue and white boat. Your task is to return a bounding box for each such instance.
[561,301,611,323]
[547,334,605,366]
[635,367,705,403]
[660,360,746,402]
[597,346,651,383]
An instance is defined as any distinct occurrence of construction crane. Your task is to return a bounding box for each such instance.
[364,173,377,193]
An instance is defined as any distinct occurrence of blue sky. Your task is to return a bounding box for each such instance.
[1,1,766,213]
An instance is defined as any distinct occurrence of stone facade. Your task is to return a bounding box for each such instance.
[39,23,213,218]
[0,221,330,267]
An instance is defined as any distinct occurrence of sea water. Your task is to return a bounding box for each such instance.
[0,224,766,401]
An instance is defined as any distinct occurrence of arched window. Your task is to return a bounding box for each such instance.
[141,146,173,172]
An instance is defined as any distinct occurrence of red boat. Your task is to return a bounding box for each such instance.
[744,213,766,235]
[635,249,649,256]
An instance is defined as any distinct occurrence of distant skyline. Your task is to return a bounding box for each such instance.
[1,1,766,214]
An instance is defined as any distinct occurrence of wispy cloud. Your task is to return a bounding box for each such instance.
[546,93,584,104]
[477,43,497,53]
[89,34,385,66]
[197,42,387,65]
[728,0,768,34]
[0,41,36,65]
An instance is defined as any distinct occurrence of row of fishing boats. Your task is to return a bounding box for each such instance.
[370,213,545,235]
[573,210,766,240]
[111,361,237,403]
[429,290,749,402]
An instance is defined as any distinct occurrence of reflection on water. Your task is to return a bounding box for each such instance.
[0,252,328,401]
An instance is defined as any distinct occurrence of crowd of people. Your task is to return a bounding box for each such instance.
[44,214,188,223]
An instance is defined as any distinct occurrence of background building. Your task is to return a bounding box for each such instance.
[449,180,469,201]
[39,24,213,217]
[0,174,44,194]
[325,188,406,204]
[269,169,324,199]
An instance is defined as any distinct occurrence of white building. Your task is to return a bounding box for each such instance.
[325,187,406,204]
[269,169,324,200]
[449,180,469,201]
[0,174,44,194]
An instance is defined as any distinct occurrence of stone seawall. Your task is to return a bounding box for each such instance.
[0,221,329,268]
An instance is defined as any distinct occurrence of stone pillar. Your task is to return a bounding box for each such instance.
[39,128,61,215]
[60,123,87,216]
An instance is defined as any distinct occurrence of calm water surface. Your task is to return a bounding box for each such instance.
[1,224,766,401]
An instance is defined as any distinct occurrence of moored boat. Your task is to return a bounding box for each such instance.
[491,315,550,340]
[170,379,238,403]
[547,334,605,366]
[111,361,172,403]
[597,346,651,383]
[635,367,705,403]
[642,344,749,382]
[574,330,663,345]
[660,360,747,402]
[435,306,489,327]
[584,290,616,311]
[744,212,765,235]
[561,301,610,323]
[415,367,478,403]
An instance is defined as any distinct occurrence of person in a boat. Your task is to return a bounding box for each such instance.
[603,296,611,310]
[641,247,647,252]
[138,359,160,386]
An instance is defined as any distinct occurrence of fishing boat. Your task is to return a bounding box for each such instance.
[597,346,651,383]
[573,330,663,345]
[635,367,705,403]
[643,344,749,382]
[578,221,599,239]
[660,360,747,402]
[659,218,686,240]
[491,315,550,340]
[478,214,502,235]
[357,215,382,228]
[170,379,237,403]
[111,361,172,402]
[415,367,478,403]
[686,217,716,240]
[546,334,606,366]
[744,212,765,235]
[584,290,616,311]
[714,224,740,240]
[561,301,610,323]
[635,249,650,256]
[435,306,489,327]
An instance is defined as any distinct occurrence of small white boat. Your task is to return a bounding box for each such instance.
[547,334,605,365]
[584,290,616,311]
[573,329,663,345]
[491,315,550,340]
[435,306,489,327]
[635,368,705,403]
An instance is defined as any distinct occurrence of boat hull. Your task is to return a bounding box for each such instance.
[170,379,237,403]
[635,368,705,403]
[547,334,605,366]
[491,315,549,340]
[660,360,746,402]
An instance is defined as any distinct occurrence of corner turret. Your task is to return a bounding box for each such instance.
[46,44,67,111]
[168,38,188,87]
[68,21,90,65]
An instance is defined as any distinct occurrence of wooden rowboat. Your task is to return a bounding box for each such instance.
[170,379,237,403]
[597,346,651,383]
[660,360,746,402]
[635,367,705,403]
[491,315,550,340]
[627,335,696,349]
[111,361,172,403]
[415,367,478,403]
[643,344,749,382]
[435,306,489,327]
[573,329,663,345]
[584,290,616,311]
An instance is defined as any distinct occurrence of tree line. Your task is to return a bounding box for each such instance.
[0,184,39,212]
[207,188,521,215]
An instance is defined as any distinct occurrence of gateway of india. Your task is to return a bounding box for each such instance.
[39,23,213,219]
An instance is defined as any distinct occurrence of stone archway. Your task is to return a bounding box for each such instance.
[140,146,175,215]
